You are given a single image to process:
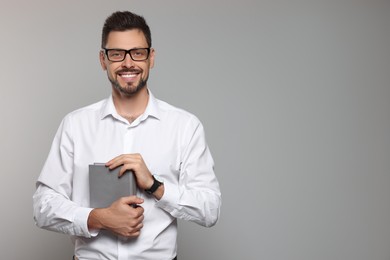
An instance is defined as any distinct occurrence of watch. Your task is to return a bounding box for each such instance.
[145,175,163,195]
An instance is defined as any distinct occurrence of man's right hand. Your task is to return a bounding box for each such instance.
[88,196,144,238]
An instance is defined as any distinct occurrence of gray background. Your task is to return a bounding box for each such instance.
[1,0,389,259]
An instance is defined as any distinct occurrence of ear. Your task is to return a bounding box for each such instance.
[99,50,107,71]
[149,48,155,69]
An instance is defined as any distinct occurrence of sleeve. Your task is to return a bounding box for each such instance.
[32,116,94,238]
[156,118,222,227]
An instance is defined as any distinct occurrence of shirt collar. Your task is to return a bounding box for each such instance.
[100,89,161,122]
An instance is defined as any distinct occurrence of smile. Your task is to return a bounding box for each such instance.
[120,73,137,78]
[117,71,140,82]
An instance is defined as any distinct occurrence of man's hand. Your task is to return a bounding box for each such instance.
[106,153,154,190]
[88,196,144,238]
[106,153,165,199]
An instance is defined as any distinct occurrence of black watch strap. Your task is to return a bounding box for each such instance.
[145,175,163,194]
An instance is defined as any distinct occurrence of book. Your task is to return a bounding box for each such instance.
[89,163,137,208]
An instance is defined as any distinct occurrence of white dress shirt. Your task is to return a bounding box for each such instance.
[33,90,221,260]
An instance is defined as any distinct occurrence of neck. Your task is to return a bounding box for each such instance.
[112,86,149,123]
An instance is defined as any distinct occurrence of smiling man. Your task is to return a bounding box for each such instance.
[33,11,221,260]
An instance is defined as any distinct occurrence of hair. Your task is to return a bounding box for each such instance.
[101,11,152,48]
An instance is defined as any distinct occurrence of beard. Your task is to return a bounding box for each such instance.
[108,70,148,97]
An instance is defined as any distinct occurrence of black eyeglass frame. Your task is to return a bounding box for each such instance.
[103,48,151,62]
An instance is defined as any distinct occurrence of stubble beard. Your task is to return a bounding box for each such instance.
[109,72,148,97]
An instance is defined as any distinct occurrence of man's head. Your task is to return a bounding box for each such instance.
[100,11,154,97]
[101,11,152,49]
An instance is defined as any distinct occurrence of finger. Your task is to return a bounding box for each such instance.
[129,206,145,219]
[106,155,125,169]
[126,230,141,238]
[118,163,136,178]
[132,222,144,231]
[120,196,144,206]
[134,206,145,217]
[107,154,135,168]
[136,212,145,222]
[108,156,139,172]
[105,154,123,166]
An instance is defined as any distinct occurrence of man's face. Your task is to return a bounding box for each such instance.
[100,29,155,96]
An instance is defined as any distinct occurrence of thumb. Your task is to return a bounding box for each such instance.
[121,195,144,205]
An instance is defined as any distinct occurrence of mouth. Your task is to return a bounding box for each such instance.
[117,70,141,82]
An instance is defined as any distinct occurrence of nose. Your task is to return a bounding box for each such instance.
[122,53,135,68]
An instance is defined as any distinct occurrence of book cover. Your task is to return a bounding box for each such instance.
[89,163,137,208]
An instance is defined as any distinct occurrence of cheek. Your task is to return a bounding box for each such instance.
[106,65,119,75]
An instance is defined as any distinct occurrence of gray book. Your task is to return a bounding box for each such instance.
[89,163,137,208]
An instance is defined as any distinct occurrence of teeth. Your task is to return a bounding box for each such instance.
[121,74,136,78]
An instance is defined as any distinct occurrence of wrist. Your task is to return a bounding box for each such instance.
[87,208,105,230]
[153,183,164,200]
[144,175,163,195]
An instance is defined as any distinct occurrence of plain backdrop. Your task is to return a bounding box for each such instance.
[0,0,389,259]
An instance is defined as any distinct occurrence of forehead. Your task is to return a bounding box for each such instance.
[105,29,148,49]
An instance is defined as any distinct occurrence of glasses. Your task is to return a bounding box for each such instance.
[103,48,151,62]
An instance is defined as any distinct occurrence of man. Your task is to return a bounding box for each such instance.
[33,11,221,260]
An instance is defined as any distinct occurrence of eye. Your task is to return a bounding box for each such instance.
[133,50,144,56]
[109,51,122,57]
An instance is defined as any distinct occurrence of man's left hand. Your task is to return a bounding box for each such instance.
[106,153,154,190]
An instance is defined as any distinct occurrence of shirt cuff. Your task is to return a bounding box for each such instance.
[155,181,179,212]
[73,207,96,238]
